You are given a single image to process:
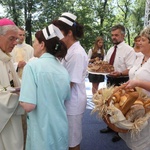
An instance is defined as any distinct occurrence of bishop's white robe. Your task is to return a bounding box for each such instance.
[0,49,24,150]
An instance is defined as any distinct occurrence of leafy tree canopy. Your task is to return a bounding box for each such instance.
[0,0,146,51]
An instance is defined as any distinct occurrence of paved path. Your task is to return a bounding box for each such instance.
[85,77,107,109]
[82,77,131,150]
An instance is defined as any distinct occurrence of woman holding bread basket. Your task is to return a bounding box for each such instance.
[88,36,105,94]
[119,26,150,150]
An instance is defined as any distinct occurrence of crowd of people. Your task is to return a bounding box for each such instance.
[0,11,150,150]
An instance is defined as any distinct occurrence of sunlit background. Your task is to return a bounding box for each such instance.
[0,5,5,15]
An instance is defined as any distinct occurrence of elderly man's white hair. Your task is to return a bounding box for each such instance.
[0,25,18,35]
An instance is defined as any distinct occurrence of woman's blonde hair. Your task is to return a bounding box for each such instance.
[140,26,150,41]
[92,36,104,56]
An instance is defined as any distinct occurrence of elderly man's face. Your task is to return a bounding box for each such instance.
[0,30,18,53]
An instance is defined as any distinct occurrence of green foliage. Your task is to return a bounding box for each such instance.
[0,0,146,52]
[0,0,24,25]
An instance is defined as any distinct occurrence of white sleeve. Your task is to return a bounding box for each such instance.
[103,49,106,60]
[87,49,92,59]
[14,62,19,71]
[68,53,86,84]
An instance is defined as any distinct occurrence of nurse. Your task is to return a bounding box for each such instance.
[19,24,70,150]
[52,12,88,150]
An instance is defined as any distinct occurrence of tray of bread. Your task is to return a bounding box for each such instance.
[92,84,150,134]
[88,57,114,75]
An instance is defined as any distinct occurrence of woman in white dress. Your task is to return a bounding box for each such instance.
[52,12,88,150]
[119,26,150,150]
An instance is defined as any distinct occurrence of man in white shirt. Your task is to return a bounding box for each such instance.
[101,24,136,142]
[11,27,34,79]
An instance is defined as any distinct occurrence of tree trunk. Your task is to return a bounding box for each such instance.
[25,0,32,45]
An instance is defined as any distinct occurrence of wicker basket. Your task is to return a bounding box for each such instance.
[103,115,128,133]
[92,85,144,133]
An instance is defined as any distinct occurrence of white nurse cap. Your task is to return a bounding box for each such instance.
[58,12,77,26]
[42,24,64,40]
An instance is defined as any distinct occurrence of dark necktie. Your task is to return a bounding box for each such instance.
[109,45,117,65]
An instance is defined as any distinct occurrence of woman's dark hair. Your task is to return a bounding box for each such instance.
[133,35,141,47]
[35,30,67,60]
[134,35,141,41]
[52,20,84,40]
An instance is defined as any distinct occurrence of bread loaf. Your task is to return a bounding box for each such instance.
[111,89,139,115]
[125,104,145,122]
[134,100,144,105]
[112,92,121,103]
[120,91,139,115]
[143,99,150,113]
[88,57,114,73]
[93,85,149,132]
[119,95,128,106]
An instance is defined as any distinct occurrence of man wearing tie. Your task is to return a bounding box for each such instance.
[100,24,136,142]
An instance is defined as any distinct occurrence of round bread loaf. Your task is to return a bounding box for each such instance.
[125,104,145,122]
[143,99,150,113]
